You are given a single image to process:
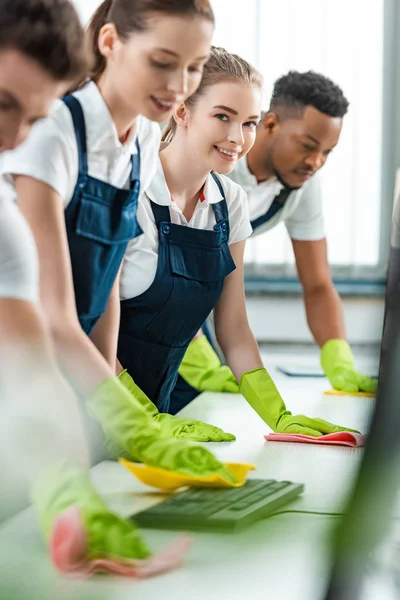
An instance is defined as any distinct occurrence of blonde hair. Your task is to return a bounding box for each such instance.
[161,46,263,142]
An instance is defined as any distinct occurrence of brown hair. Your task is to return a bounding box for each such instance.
[161,46,263,142]
[0,0,87,84]
[86,0,215,83]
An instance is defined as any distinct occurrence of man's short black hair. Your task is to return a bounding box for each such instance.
[0,0,87,83]
[269,70,349,119]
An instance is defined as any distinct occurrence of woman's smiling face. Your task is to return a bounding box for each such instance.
[182,80,262,174]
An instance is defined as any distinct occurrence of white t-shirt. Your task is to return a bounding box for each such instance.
[120,158,253,300]
[0,81,161,208]
[0,175,38,303]
[228,156,325,240]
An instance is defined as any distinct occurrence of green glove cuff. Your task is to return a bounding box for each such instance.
[32,462,150,559]
[87,376,161,460]
[239,368,356,436]
[118,370,159,418]
[239,368,288,430]
[89,376,234,475]
[119,370,236,443]
[179,335,239,393]
[320,339,377,394]
[320,339,355,378]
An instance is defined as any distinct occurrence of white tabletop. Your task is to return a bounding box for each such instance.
[0,361,383,600]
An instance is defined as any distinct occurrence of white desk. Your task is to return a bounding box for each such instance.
[0,369,379,600]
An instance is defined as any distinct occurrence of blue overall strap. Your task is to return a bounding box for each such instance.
[210,172,230,242]
[210,172,228,222]
[150,172,229,230]
[62,95,88,177]
[151,201,170,228]
[130,139,141,187]
[250,186,292,231]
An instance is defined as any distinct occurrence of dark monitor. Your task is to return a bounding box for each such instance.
[324,189,400,599]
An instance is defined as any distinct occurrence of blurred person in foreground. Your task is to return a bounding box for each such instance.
[0,0,213,578]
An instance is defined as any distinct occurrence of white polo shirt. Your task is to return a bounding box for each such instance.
[0,175,38,303]
[228,156,325,240]
[0,81,161,208]
[120,157,253,300]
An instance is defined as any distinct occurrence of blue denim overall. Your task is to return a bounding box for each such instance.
[62,95,142,335]
[117,172,235,414]
[169,185,293,412]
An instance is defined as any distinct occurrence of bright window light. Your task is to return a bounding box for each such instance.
[73,0,384,267]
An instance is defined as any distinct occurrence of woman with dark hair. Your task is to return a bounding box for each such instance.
[0,0,235,575]
[2,0,235,458]
[0,0,89,516]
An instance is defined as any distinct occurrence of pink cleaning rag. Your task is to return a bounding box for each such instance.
[264,431,366,447]
[50,505,191,579]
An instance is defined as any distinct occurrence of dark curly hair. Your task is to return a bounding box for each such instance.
[269,70,349,119]
[0,0,87,83]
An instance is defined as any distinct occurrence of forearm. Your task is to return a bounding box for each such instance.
[215,316,263,382]
[50,319,115,396]
[303,284,346,347]
[0,302,89,494]
[89,270,121,368]
[89,301,120,368]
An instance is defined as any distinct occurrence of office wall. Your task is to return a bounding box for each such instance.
[247,296,384,345]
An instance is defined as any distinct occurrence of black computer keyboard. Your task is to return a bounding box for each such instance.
[132,478,304,532]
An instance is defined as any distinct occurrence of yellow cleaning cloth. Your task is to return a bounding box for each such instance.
[119,459,255,490]
[324,390,375,398]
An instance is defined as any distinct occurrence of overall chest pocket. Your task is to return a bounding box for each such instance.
[168,240,235,281]
[146,240,236,346]
[75,190,140,245]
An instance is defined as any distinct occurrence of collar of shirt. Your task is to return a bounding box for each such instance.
[235,155,284,198]
[73,81,138,155]
[145,158,224,208]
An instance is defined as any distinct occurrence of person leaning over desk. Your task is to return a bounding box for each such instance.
[116,48,357,439]
[1,0,239,450]
[176,70,377,405]
[0,0,237,572]
[0,0,155,569]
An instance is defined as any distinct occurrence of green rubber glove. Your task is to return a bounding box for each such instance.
[321,339,378,394]
[239,368,359,437]
[87,376,235,480]
[118,370,235,442]
[178,335,240,393]
[32,461,150,559]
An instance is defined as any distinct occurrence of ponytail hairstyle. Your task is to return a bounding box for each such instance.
[161,46,263,142]
[81,0,214,86]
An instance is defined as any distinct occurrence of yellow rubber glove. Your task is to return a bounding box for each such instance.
[87,376,235,478]
[239,368,359,437]
[321,339,378,394]
[178,335,240,393]
[118,370,235,442]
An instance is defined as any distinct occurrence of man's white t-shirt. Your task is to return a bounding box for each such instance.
[0,175,38,302]
[228,156,325,240]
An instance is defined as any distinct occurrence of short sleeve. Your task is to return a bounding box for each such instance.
[0,103,77,206]
[284,176,325,241]
[136,116,161,196]
[219,176,253,245]
[0,180,39,302]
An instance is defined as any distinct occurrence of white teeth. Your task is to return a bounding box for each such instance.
[216,147,237,157]
[155,98,173,108]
